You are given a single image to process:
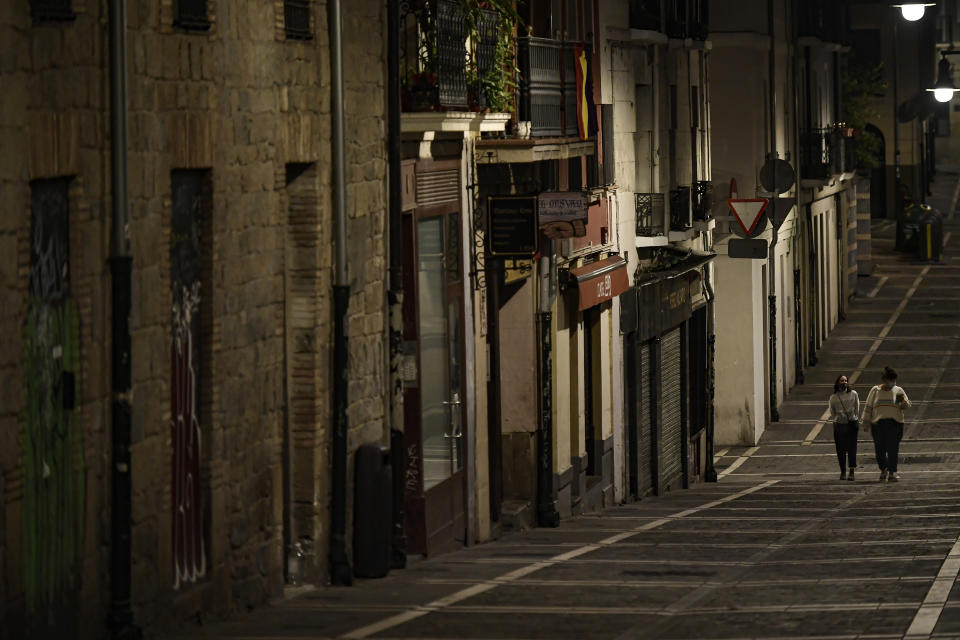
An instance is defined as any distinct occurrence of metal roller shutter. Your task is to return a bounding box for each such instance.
[638,343,653,496]
[660,328,682,490]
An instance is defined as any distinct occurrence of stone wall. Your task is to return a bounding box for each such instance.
[1,0,388,636]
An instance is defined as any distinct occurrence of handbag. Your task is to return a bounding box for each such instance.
[836,393,859,429]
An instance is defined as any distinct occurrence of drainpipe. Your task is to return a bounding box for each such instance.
[652,45,661,194]
[536,244,559,528]
[386,0,406,571]
[107,1,138,638]
[767,0,779,423]
[790,0,804,386]
[704,264,717,482]
[329,0,352,586]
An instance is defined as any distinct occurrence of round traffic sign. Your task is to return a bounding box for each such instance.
[759,158,795,194]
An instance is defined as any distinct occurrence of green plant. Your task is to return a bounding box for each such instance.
[460,0,521,113]
[842,62,886,170]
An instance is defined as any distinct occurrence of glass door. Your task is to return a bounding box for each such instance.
[417,214,463,489]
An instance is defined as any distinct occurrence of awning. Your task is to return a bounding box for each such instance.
[621,252,716,338]
[568,255,629,311]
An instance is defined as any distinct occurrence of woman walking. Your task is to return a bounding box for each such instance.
[862,366,912,482]
[828,375,860,480]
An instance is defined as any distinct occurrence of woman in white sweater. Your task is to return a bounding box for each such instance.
[861,366,912,482]
[828,375,860,480]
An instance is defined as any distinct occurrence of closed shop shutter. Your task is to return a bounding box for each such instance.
[638,342,653,496]
[660,328,682,490]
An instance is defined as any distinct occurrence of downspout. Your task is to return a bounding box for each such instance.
[329,0,352,586]
[386,0,407,571]
[767,0,779,422]
[652,45,660,194]
[704,264,717,482]
[791,0,804,385]
[536,244,559,528]
[803,45,818,366]
[107,1,138,637]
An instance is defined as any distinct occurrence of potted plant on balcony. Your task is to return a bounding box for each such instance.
[404,71,440,112]
[461,0,520,114]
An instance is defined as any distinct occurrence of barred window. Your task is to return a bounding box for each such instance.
[284,0,312,40]
[175,0,210,31]
[31,0,74,22]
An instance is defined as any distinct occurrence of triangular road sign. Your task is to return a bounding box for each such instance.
[727,198,769,235]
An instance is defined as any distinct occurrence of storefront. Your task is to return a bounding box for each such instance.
[620,254,714,498]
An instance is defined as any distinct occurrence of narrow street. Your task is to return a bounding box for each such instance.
[158,174,960,640]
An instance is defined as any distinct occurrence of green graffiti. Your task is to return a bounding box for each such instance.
[22,298,84,624]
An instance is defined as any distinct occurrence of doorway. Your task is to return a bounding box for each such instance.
[403,162,467,556]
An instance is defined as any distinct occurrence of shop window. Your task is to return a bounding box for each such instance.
[31,0,74,21]
[284,0,312,40]
[175,0,210,31]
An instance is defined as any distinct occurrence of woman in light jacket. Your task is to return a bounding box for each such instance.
[861,365,912,482]
[828,374,860,480]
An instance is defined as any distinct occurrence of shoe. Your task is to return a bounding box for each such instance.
[879,469,888,481]
[840,471,847,480]
[847,469,855,481]
[888,472,899,482]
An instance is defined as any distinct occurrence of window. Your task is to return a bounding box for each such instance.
[284,0,312,40]
[175,0,210,31]
[31,0,74,22]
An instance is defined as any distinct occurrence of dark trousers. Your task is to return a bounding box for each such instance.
[871,419,904,473]
[832,422,858,471]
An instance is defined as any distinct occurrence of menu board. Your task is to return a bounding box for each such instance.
[487,196,538,258]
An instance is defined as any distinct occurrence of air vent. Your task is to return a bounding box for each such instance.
[416,169,460,209]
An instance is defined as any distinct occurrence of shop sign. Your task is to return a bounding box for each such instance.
[636,274,693,339]
[488,196,539,258]
[538,192,587,239]
[568,256,629,311]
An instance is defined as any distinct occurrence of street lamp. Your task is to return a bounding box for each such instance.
[928,52,960,102]
[892,3,936,22]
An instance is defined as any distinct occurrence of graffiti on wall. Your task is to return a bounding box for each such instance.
[23,178,85,626]
[171,172,207,589]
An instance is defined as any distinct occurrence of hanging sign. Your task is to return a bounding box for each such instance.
[538,192,588,239]
[488,196,539,257]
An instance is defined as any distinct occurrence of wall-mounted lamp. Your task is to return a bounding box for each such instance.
[892,3,936,21]
[928,53,959,102]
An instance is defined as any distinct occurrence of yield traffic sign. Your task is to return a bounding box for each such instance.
[727,198,769,236]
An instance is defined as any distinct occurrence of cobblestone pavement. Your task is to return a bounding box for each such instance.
[155,172,960,640]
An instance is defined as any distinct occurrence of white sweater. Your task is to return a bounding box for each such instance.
[862,385,912,424]
[828,389,860,423]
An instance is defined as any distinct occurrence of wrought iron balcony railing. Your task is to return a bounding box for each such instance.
[400,0,500,112]
[666,0,709,40]
[518,37,588,138]
[800,128,832,181]
[629,0,661,31]
[670,187,692,231]
[693,180,713,221]
[636,193,665,237]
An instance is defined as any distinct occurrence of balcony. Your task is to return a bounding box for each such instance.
[635,193,665,238]
[670,186,692,231]
[518,37,588,138]
[667,0,709,40]
[693,180,713,221]
[629,0,661,31]
[800,128,832,181]
[400,0,503,112]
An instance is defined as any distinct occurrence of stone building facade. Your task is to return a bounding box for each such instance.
[1,0,388,637]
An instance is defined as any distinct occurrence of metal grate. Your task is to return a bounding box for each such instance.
[284,0,312,40]
[693,181,713,221]
[31,0,74,21]
[670,187,691,231]
[635,193,664,236]
[519,37,563,136]
[800,129,831,180]
[436,0,467,108]
[475,8,498,108]
[562,43,579,137]
[175,0,210,31]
